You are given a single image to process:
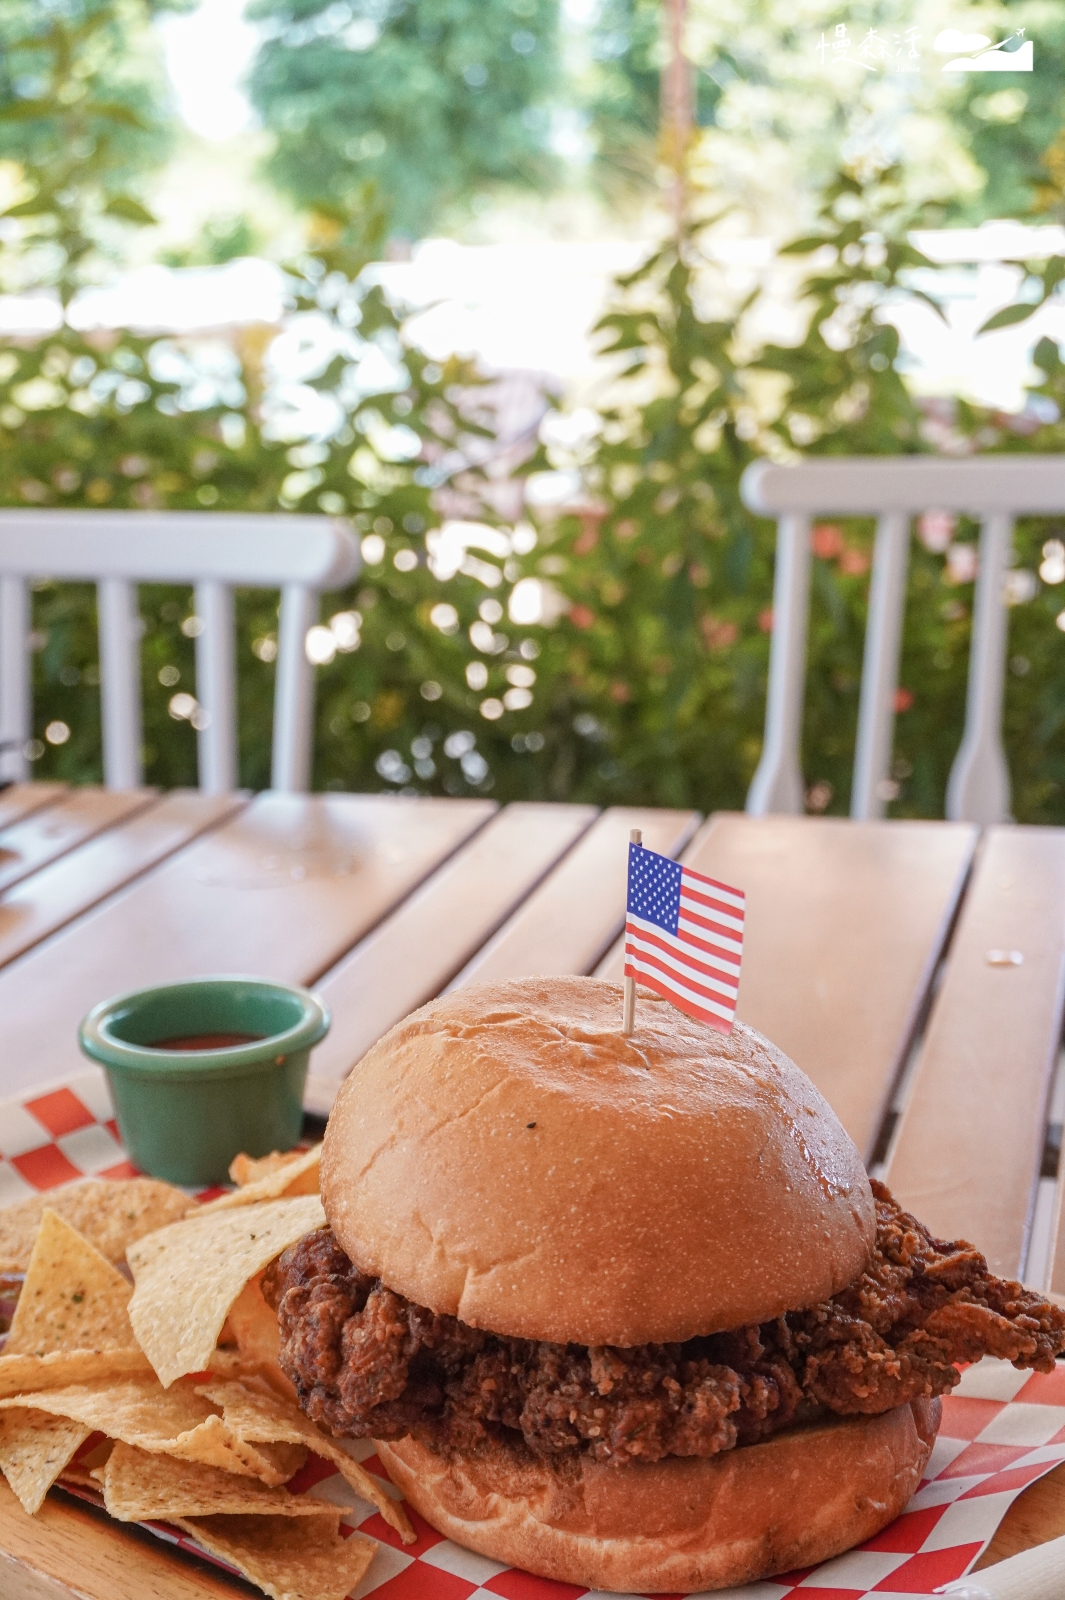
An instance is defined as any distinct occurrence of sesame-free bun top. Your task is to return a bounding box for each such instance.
[322,977,874,1346]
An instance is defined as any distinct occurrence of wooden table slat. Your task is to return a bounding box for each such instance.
[448,806,700,992]
[306,801,599,1112]
[0,787,159,895]
[0,1483,244,1599]
[599,814,977,1161]
[886,826,1065,1281]
[0,793,495,1101]
[979,1462,1065,1569]
[0,789,248,970]
[0,782,67,831]
[0,799,1062,1586]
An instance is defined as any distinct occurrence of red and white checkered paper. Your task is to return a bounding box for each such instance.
[5,1070,1065,1600]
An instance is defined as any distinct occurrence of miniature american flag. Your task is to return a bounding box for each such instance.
[624,844,745,1033]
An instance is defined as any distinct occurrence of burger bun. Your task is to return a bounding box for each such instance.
[376,1398,941,1594]
[323,977,874,1346]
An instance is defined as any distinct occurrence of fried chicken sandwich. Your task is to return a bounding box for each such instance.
[265,977,1065,1592]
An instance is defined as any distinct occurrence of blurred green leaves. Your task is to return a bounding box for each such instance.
[524,165,1065,821]
[247,0,563,239]
[0,0,173,304]
[0,2,550,800]
[980,257,1065,333]
[5,0,1065,825]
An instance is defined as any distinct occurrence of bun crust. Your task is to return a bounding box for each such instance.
[322,977,874,1345]
[376,1399,940,1594]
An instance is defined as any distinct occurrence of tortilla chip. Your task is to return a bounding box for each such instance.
[5,1210,138,1357]
[199,1347,271,1382]
[59,1434,112,1488]
[167,1414,299,1481]
[201,1146,322,1212]
[197,1379,415,1545]
[0,1348,152,1397]
[230,1149,308,1186]
[127,1196,325,1387]
[254,1441,307,1482]
[0,1377,289,1481]
[58,1466,100,1489]
[224,1274,294,1384]
[200,1332,298,1405]
[223,1274,278,1362]
[96,1442,338,1522]
[0,1179,190,1272]
[175,1514,376,1600]
[0,1409,90,1514]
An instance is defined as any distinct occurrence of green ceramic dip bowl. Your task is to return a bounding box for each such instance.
[78,976,330,1186]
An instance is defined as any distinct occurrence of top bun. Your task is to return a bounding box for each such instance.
[322,977,874,1346]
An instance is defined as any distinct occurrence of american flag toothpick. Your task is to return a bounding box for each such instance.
[623,839,745,1034]
[621,829,642,1034]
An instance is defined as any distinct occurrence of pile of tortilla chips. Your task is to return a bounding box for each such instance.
[0,1145,415,1600]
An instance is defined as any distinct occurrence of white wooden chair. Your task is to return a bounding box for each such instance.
[0,511,360,793]
[740,456,1065,824]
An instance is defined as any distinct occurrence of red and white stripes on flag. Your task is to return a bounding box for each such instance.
[624,843,745,1033]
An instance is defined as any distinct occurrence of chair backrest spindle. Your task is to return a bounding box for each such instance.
[193,579,237,795]
[96,575,143,790]
[850,512,911,821]
[945,512,1014,825]
[745,512,811,816]
[0,575,30,785]
[272,583,319,794]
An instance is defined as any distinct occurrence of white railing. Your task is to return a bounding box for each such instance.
[740,456,1065,824]
[0,511,360,792]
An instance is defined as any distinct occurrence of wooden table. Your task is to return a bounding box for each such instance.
[0,782,1064,1585]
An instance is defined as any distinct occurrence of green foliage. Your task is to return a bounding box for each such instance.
[0,0,178,304]
[3,240,556,799]
[522,166,1065,821]
[246,0,562,239]
[759,169,938,457]
[7,0,1065,821]
[980,255,1065,332]
[12,142,1065,822]
[1033,127,1065,219]
[0,0,545,800]
[578,0,662,195]
[240,0,1065,241]
[951,0,1065,222]
[159,213,266,268]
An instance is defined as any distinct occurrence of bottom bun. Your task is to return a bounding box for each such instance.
[376,1399,941,1594]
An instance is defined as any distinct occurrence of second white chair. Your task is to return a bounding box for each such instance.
[740,454,1065,825]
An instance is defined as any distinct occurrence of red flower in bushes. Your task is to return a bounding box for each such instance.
[569,603,596,630]
[574,518,601,556]
[701,615,739,651]
[811,523,844,559]
[894,687,914,713]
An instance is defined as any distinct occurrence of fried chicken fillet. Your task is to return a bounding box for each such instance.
[267,1182,1065,1467]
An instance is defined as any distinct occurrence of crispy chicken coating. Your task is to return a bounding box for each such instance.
[265,1182,1065,1466]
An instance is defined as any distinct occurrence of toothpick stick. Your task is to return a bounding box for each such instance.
[622,827,642,1036]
